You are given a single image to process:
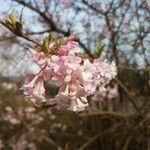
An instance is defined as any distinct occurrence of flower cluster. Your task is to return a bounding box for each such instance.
[21,35,117,112]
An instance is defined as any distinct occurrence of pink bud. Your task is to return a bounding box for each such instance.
[63,34,76,45]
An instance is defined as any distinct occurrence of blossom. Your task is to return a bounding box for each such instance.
[93,59,117,85]
[57,35,80,56]
[21,34,117,112]
[107,86,118,99]
[49,93,88,112]
[81,59,96,82]
[28,48,48,68]
[63,34,76,45]
[20,76,46,103]
[68,97,88,112]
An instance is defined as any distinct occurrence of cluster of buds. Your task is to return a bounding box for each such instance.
[21,34,117,112]
[0,12,23,36]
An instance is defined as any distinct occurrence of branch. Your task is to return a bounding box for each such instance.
[78,122,121,150]
[0,26,41,46]
[13,0,94,58]
[115,78,140,111]
[82,0,106,15]
[0,35,16,42]
[122,117,146,150]
[80,111,133,120]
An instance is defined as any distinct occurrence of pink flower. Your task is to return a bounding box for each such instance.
[63,34,76,45]
[50,93,88,112]
[21,76,46,103]
[21,34,117,112]
[107,86,118,99]
[28,48,48,68]
[63,55,82,70]
[93,59,117,84]
[68,97,88,112]
[48,55,82,87]
[57,35,80,56]
[81,59,96,81]
[57,47,68,56]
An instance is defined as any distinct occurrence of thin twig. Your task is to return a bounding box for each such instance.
[115,78,140,111]
[80,111,133,120]
[122,117,146,150]
[78,123,121,150]
[13,0,94,58]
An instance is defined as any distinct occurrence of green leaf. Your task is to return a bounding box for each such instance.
[56,36,64,47]
[41,34,52,55]
[9,11,17,27]
[0,12,23,35]
[5,18,12,25]
[15,21,23,35]
[96,42,105,57]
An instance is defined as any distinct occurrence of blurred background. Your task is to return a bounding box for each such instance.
[0,0,150,149]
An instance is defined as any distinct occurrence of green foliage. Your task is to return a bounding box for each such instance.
[96,42,105,57]
[41,34,64,55]
[41,34,52,55]
[0,11,23,36]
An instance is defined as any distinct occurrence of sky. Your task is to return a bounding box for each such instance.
[0,0,150,76]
